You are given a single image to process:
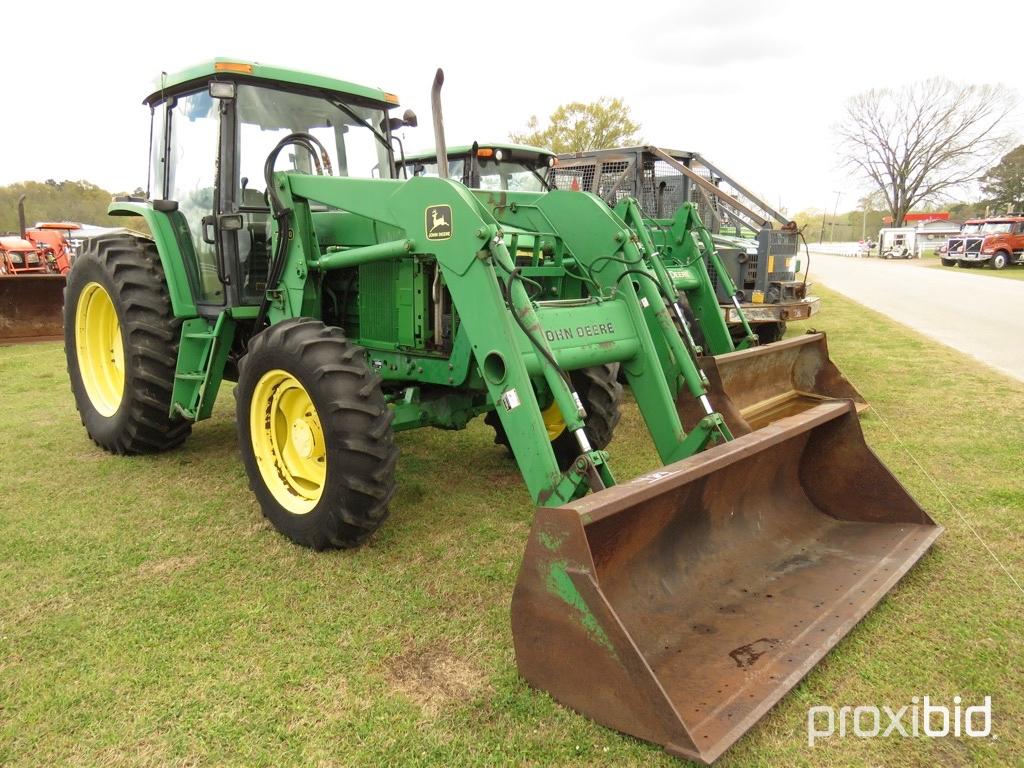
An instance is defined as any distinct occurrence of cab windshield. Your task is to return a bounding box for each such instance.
[981,222,1012,234]
[473,158,550,192]
[411,156,550,192]
[962,223,982,234]
[236,85,393,206]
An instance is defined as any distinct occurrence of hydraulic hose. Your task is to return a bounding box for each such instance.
[253,133,335,334]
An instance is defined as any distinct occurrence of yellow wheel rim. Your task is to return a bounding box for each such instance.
[250,369,326,515]
[541,401,567,441]
[75,282,125,417]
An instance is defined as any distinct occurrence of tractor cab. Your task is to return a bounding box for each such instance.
[142,59,416,313]
[402,142,555,192]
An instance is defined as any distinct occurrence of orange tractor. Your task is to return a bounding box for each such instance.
[25,222,79,274]
[0,234,48,275]
[0,196,70,342]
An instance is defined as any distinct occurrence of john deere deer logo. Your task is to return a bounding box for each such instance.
[425,205,452,240]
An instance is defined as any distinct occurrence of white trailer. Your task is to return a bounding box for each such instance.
[877,227,919,259]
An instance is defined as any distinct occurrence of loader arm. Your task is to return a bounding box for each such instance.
[269,174,730,503]
[661,203,758,350]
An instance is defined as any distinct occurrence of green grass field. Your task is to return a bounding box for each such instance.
[920,254,1024,280]
[1,287,1021,767]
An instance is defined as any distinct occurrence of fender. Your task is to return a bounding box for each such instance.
[107,201,199,318]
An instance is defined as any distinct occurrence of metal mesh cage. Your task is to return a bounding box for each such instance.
[594,160,632,205]
[638,160,690,219]
[551,163,596,193]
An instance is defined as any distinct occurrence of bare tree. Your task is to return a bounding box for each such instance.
[836,79,1016,226]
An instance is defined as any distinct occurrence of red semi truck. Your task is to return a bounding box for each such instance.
[941,215,1024,269]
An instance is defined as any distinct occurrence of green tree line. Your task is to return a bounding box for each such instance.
[0,180,143,234]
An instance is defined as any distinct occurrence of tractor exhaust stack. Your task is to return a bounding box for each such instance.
[512,400,940,764]
[430,68,448,179]
[18,195,27,238]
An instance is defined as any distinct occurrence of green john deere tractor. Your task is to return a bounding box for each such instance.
[63,60,940,764]
[401,141,865,435]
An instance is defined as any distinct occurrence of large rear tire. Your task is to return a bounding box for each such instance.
[235,319,398,549]
[486,364,623,471]
[64,234,191,454]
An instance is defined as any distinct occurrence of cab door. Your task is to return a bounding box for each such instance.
[163,89,227,312]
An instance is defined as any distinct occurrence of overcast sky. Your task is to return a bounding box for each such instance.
[2,0,1021,214]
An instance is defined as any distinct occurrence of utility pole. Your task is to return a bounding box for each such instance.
[819,208,827,243]
[829,191,842,242]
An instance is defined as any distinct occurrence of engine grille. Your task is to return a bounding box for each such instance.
[358,260,400,344]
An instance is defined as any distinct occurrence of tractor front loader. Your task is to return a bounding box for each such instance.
[0,196,65,343]
[62,60,939,764]
[402,142,865,437]
[552,146,867,434]
[609,197,865,436]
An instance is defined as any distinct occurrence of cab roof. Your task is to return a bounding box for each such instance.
[144,58,399,108]
[557,146,697,162]
[404,142,554,162]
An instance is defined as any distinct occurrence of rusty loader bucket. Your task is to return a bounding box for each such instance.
[679,332,867,436]
[511,400,940,764]
[0,275,65,343]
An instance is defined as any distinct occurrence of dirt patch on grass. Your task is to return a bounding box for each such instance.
[134,554,202,578]
[3,593,73,630]
[386,642,487,716]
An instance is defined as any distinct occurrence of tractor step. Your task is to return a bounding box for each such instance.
[170,315,236,422]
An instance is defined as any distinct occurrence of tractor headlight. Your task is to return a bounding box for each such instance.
[494,149,504,161]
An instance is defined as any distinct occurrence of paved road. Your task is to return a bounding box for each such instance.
[806,253,1024,382]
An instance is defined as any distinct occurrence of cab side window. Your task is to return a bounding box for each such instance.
[167,91,223,304]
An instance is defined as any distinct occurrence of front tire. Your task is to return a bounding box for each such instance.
[990,252,1009,270]
[940,258,957,267]
[755,321,787,345]
[486,364,623,471]
[235,319,398,549]
[64,234,191,454]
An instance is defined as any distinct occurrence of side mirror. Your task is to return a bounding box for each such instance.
[219,214,243,231]
[387,109,418,132]
[202,213,243,245]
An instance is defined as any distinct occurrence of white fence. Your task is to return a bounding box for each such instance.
[804,242,868,257]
